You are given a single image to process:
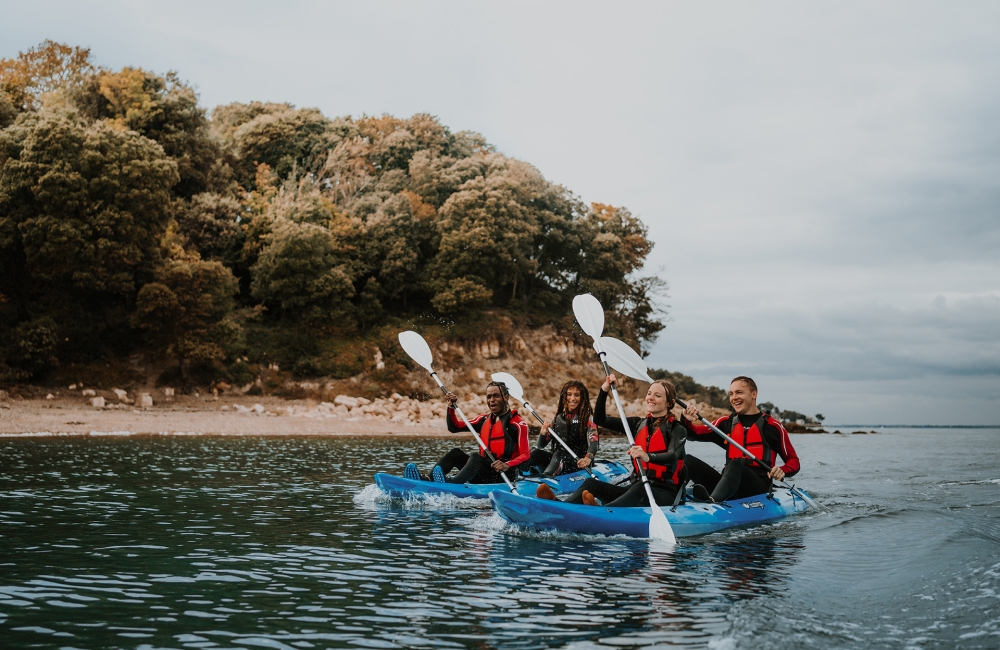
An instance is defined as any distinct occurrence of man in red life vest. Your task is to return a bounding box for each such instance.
[404,381,530,484]
[681,376,800,503]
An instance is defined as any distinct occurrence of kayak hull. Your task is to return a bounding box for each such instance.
[373,461,630,500]
[490,487,811,538]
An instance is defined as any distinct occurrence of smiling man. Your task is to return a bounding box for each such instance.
[681,376,800,503]
[404,381,530,485]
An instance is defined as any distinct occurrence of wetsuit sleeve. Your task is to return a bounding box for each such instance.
[593,389,642,437]
[536,431,551,449]
[506,416,531,468]
[647,422,686,465]
[447,406,486,434]
[586,416,599,458]
[765,417,800,477]
[680,414,729,449]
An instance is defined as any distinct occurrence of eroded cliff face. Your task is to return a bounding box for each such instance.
[291,321,732,425]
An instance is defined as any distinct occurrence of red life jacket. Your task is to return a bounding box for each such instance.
[634,416,684,485]
[477,410,520,461]
[726,413,776,468]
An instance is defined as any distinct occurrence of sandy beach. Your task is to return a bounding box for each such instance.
[0,395,454,437]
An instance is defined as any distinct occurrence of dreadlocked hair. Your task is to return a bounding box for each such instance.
[556,380,593,427]
[485,380,511,414]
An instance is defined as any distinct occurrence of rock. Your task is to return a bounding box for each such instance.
[221,405,230,411]
[216,381,231,392]
[113,388,128,401]
[374,348,385,371]
[252,403,265,414]
[140,394,153,408]
[163,387,175,397]
[334,395,359,408]
[475,369,486,379]
[234,404,250,413]
[46,393,54,400]
[91,396,105,408]
[69,384,77,390]
[391,392,403,401]
[82,389,96,397]
[356,397,371,406]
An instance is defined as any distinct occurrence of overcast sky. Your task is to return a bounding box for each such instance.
[4,1,998,424]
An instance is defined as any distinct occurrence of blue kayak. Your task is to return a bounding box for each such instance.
[490,486,812,538]
[373,461,630,500]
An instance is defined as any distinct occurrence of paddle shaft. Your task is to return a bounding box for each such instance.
[519,400,596,478]
[428,371,516,491]
[597,355,664,507]
[676,398,822,509]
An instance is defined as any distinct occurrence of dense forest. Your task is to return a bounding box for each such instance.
[0,41,666,389]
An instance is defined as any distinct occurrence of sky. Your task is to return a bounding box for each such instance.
[3,1,998,424]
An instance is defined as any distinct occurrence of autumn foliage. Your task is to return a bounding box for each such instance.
[0,41,665,385]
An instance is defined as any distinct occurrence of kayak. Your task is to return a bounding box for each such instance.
[490,486,812,538]
[373,461,630,500]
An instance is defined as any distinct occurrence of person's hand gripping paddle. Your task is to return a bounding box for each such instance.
[397,331,516,492]
[572,294,676,545]
[490,372,596,478]
[599,335,824,511]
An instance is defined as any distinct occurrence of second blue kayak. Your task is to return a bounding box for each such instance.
[490,486,812,538]
[373,461,630,500]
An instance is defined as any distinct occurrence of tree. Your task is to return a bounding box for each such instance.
[132,258,239,381]
[250,219,356,321]
[0,110,178,322]
[0,40,94,112]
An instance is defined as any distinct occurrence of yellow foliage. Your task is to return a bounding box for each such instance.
[0,40,94,110]
[97,67,156,129]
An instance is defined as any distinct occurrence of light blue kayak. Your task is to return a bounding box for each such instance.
[490,486,812,538]
[373,461,630,500]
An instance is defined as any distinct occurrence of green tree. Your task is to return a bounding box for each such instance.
[250,219,356,321]
[0,110,178,323]
[132,258,239,381]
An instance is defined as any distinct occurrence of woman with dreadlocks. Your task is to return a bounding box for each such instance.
[404,380,530,485]
[527,380,600,477]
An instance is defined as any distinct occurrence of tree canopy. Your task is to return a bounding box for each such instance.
[0,40,667,384]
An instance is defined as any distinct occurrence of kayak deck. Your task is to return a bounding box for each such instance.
[490,487,811,538]
[373,461,629,500]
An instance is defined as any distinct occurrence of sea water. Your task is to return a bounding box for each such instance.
[0,428,998,649]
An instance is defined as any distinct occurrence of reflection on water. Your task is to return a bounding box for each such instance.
[0,435,804,648]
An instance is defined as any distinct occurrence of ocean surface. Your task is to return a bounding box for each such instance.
[1,428,998,649]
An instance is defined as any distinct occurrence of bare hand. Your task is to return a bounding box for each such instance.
[601,374,618,392]
[626,445,649,463]
[445,391,458,405]
[542,421,553,431]
[683,404,701,422]
[768,466,786,481]
[577,456,593,469]
[492,460,510,472]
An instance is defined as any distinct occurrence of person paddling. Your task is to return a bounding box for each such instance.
[553,374,686,507]
[527,380,600,477]
[404,381,530,484]
[681,376,800,503]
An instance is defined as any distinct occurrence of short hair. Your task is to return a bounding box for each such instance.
[730,376,758,392]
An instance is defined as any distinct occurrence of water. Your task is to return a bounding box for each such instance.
[0,429,998,649]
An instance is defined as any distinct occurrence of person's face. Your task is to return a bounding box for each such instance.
[729,381,758,414]
[645,383,668,416]
[564,387,581,412]
[486,386,505,414]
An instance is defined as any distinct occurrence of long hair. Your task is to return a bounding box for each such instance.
[556,380,593,426]
[650,379,677,411]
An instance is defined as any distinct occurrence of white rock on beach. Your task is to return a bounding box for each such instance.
[82,389,96,397]
[334,395,359,408]
[113,388,128,401]
[91,396,105,408]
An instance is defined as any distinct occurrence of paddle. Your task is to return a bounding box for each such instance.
[397,331,516,492]
[599,335,825,511]
[572,294,676,545]
[490,372,596,478]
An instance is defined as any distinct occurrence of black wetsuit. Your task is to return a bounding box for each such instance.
[683,412,800,502]
[526,410,599,476]
[564,389,686,507]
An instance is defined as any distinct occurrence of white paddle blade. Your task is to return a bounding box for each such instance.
[490,372,524,402]
[397,331,434,372]
[649,506,677,545]
[601,336,654,382]
[573,294,605,340]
